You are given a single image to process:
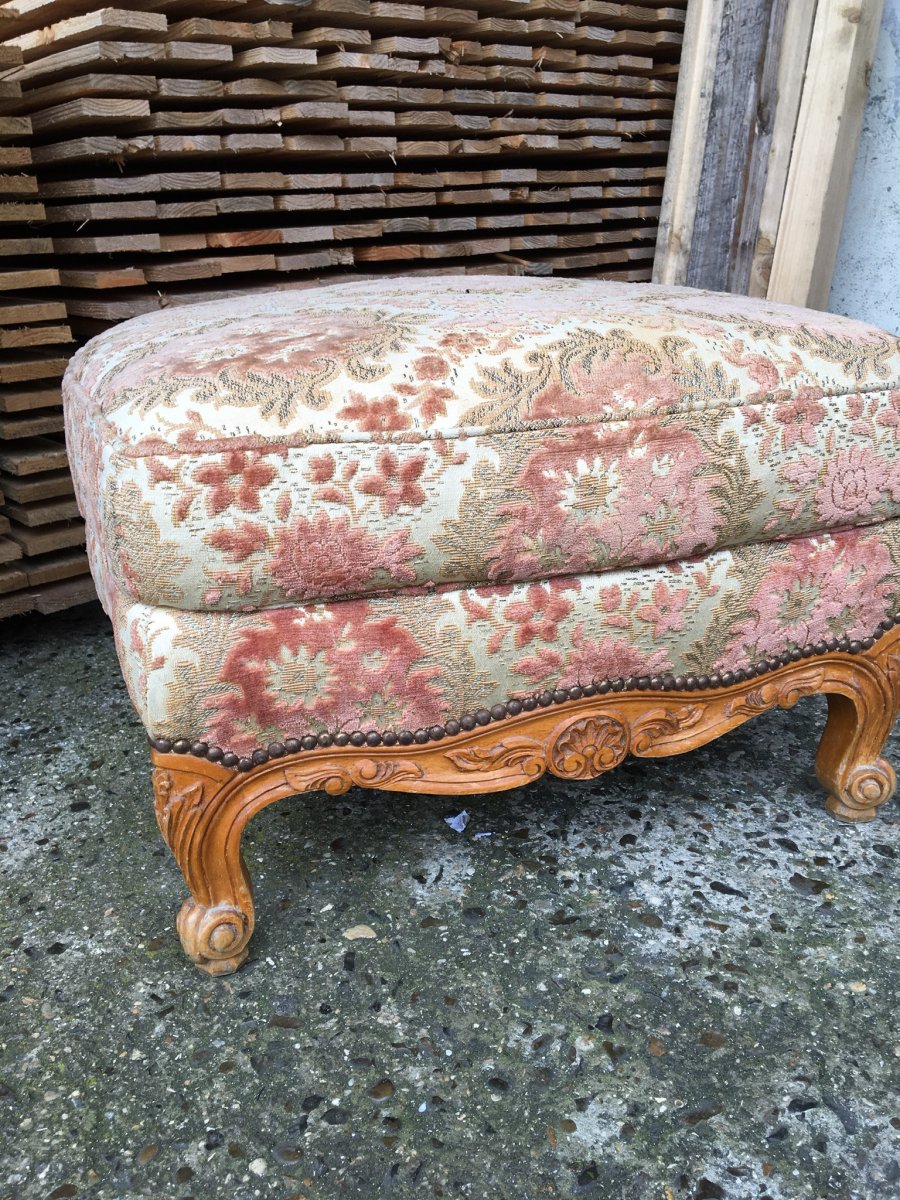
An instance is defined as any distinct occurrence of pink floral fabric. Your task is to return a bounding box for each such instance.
[63,277,900,611]
[112,521,900,753]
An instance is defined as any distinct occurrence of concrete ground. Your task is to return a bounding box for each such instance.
[0,604,898,1200]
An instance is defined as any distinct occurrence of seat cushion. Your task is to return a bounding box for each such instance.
[63,276,900,613]
[114,519,900,755]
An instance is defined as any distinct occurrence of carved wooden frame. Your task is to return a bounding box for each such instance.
[150,627,900,974]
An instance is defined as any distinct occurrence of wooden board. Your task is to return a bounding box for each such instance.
[1,494,81,526]
[0,438,69,476]
[32,573,96,612]
[0,467,74,501]
[23,547,88,586]
[767,0,885,308]
[7,518,86,556]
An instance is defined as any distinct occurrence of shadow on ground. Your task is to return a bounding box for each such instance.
[0,605,898,1200]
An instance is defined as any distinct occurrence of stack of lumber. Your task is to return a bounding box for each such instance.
[0,0,685,616]
[0,34,93,617]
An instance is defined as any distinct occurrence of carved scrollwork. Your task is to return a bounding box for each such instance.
[444,737,546,778]
[352,759,425,787]
[723,668,825,720]
[825,756,896,823]
[284,764,353,795]
[152,768,207,856]
[630,704,704,755]
[177,897,251,975]
[284,757,424,795]
[549,715,629,779]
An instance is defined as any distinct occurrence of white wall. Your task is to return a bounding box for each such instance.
[829,0,900,334]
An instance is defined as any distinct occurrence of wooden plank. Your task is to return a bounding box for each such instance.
[11,72,158,112]
[7,518,86,556]
[28,98,152,133]
[59,267,147,288]
[767,0,883,307]
[8,39,234,84]
[0,410,67,438]
[0,324,71,350]
[0,301,66,325]
[0,175,37,196]
[43,199,158,222]
[0,354,69,384]
[166,18,293,45]
[0,386,62,414]
[0,237,55,255]
[0,589,34,618]
[32,574,96,613]
[652,0,723,284]
[682,0,789,292]
[9,9,169,60]
[0,468,73,502]
[0,268,58,290]
[1,494,80,526]
[0,147,33,168]
[0,537,23,565]
[748,0,817,297]
[0,438,69,477]
[23,548,88,586]
[0,563,28,596]
[0,201,45,222]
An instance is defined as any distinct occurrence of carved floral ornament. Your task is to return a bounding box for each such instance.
[549,715,629,778]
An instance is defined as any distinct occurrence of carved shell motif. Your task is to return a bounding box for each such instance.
[549,715,629,780]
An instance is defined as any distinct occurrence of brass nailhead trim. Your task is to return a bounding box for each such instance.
[149,614,896,771]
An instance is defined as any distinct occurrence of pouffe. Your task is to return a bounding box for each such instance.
[63,276,900,974]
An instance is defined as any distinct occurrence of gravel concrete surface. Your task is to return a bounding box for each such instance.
[1,604,898,1200]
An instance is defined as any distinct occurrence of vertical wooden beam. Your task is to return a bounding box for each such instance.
[685,0,789,292]
[652,0,725,285]
[767,0,885,308]
[748,0,818,296]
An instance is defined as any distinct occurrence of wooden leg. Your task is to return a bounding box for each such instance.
[149,749,364,974]
[151,758,258,975]
[817,690,898,823]
[146,626,900,971]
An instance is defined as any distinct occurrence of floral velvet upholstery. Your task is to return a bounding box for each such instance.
[111,523,900,756]
[62,277,900,751]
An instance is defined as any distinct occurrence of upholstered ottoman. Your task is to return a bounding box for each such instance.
[63,277,900,974]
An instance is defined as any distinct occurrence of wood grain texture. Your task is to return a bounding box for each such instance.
[767,0,885,308]
[652,0,724,284]
[685,0,789,292]
[748,0,817,297]
[151,628,900,974]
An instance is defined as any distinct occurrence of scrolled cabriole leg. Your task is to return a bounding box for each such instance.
[816,691,897,823]
[151,755,257,975]
[816,631,900,822]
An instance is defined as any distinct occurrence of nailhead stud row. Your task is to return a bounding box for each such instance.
[150,614,896,771]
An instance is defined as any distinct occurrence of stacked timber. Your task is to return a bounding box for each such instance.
[0,0,685,616]
[0,36,94,617]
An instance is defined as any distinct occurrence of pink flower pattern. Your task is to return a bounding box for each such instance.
[110,521,900,751]
[62,278,900,750]
[815,446,891,525]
